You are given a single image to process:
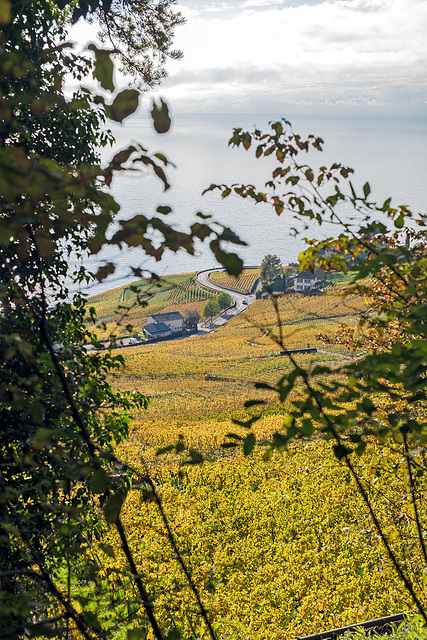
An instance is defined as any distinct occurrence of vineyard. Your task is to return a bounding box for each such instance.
[208,268,260,294]
[246,285,371,330]
[88,272,217,337]
[121,274,215,306]
[102,438,419,640]
[80,279,417,640]
[162,275,216,304]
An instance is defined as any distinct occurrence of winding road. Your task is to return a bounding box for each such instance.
[196,267,256,330]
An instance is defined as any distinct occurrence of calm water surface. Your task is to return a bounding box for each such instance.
[79,113,427,294]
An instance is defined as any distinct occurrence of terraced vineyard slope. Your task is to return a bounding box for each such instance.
[208,267,260,294]
[88,272,218,334]
[82,282,422,640]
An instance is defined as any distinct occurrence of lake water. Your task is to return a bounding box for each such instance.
[79,112,427,295]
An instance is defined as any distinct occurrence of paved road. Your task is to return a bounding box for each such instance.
[196,268,256,331]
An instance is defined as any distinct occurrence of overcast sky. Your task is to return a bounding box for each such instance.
[73,0,427,117]
[155,0,427,116]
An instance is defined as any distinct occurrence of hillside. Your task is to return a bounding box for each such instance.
[76,275,425,639]
[88,272,213,331]
[88,268,263,334]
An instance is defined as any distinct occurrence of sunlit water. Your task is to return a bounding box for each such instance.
[77,113,427,295]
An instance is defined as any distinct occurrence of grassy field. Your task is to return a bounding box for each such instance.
[83,277,423,640]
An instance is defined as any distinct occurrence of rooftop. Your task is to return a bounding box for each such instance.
[296,270,317,280]
[144,322,171,335]
[148,312,185,322]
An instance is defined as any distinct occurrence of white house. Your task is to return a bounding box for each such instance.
[294,270,318,293]
[143,322,173,339]
[145,311,185,337]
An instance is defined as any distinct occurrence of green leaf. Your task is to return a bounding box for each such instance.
[333,444,350,460]
[382,197,392,211]
[99,543,116,559]
[140,487,156,503]
[151,98,171,134]
[104,490,125,524]
[241,132,252,150]
[221,252,244,276]
[30,428,51,451]
[232,416,260,429]
[301,418,314,436]
[90,469,110,494]
[0,523,20,537]
[361,397,375,413]
[394,213,404,229]
[59,523,74,536]
[363,182,371,198]
[156,205,172,215]
[108,146,137,170]
[243,432,255,456]
[82,611,102,632]
[16,339,35,362]
[356,441,366,456]
[106,89,139,123]
[88,45,114,92]
[35,230,55,260]
[154,152,169,164]
[273,432,289,449]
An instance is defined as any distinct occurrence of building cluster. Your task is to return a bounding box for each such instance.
[142,311,185,339]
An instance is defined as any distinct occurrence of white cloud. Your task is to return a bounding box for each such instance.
[154,0,427,115]
[241,0,286,7]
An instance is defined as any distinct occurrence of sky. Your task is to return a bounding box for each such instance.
[72,0,427,117]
